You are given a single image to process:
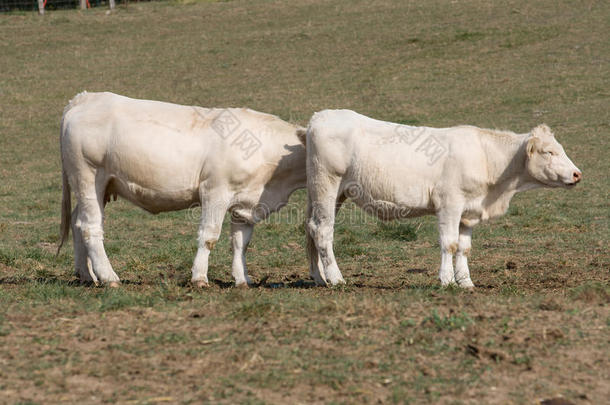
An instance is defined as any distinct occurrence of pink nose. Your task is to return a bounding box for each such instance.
[573,171,582,183]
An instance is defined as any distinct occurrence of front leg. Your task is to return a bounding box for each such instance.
[437,207,462,286]
[455,223,475,288]
[191,192,230,287]
[230,220,254,287]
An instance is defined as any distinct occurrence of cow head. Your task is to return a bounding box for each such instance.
[525,124,582,188]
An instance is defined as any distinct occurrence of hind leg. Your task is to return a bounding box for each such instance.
[306,194,327,285]
[71,204,97,284]
[73,170,120,285]
[307,176,345,286]
[308,193,346,285]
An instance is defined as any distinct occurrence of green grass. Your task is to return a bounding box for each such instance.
[1,0,609,403]
[423,309,474,332]
[375,221,418,242]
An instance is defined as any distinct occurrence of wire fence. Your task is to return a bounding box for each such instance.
[0,0,151,13]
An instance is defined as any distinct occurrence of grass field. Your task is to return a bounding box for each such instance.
[1,0,609,403]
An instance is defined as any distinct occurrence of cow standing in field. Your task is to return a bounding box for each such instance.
[58,92,306,287]
[303,110,582,288]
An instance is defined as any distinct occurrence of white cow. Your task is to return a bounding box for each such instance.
[303,110,582,288]
[57,92,306,287]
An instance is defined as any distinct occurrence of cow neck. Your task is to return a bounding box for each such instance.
[479,132,533,219]
[481,131,527,186]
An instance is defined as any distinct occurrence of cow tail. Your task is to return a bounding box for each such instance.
[305,193,318,278]
[296,127,307,146]
[302,126,319,280]
[57,166,71,256]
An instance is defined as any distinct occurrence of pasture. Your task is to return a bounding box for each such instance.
[0,0,608,403]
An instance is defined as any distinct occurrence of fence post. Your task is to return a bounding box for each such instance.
[80,0,86,9]
[37,0,44,14]
[109,0,115,10]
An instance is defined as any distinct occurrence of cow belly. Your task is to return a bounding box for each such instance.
[357,199,433,220]
[351,192,433,220]
[108,177,199,214]
[348,175,434,220]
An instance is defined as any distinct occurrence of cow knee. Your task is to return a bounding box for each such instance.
[198,225,221,249]
[439,229,459,252]
[458,241,471,256]
[198,233,218,251]
[441,241,458,255]
[457,235,472,257]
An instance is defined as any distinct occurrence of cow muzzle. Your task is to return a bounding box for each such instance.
[564,170,582,187]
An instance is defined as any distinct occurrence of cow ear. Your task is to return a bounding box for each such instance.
[531,124,553,138]
[527,136,540,157]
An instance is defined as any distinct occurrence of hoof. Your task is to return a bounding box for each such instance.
[329,277,346,286]
[310,273,329,286]
[77,270,98,285]
[108,281,120,288]
[440,278,456,287]
[235,282,249,289]
[457,279,475,289]
[193,280,209,288]
[311,276,328,287]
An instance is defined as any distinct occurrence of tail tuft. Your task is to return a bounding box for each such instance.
[296,127,307,146]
